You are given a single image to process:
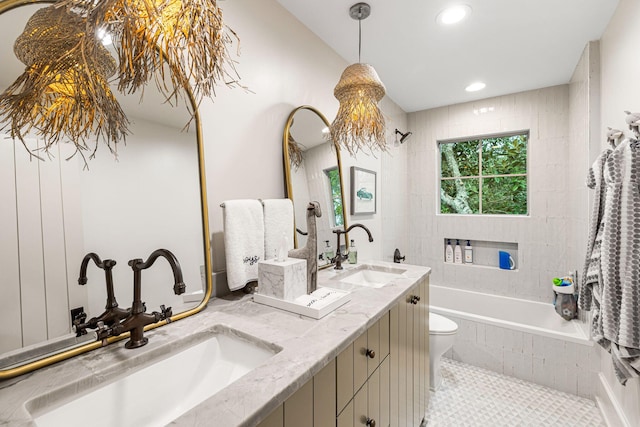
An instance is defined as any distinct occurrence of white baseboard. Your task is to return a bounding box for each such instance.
[596,373,630,427]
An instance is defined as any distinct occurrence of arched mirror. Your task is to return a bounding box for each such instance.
[0,0,212,380]
[283,105,348,268]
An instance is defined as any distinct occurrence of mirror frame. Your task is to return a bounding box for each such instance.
[282,105,348,269]
[0,0,213,380]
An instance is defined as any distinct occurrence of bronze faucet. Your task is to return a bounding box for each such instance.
[73,253,130,337]
[332,223,374,270]
[96,249,186,349]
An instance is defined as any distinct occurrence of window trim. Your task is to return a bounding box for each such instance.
[437,130,530,216]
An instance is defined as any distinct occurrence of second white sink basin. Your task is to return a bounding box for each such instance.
[337,264,407,288]
[30,325,280,427]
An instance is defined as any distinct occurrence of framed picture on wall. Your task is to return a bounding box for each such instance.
[350,166,376,215]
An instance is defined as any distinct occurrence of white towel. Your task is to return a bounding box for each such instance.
[262,199,294,260]
[222,199,265,291]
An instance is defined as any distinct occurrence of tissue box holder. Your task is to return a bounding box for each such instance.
[258,258,307,301]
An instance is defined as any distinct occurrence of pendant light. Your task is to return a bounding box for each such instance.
[330,2,387,156]
[0,5,128,160]
[61,0,242,104]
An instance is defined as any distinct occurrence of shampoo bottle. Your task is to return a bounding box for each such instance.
[454,240,463,264]
[464,240,473,264]
[445,239,454,263]
[348,239,357,264]
[324,240,334,265]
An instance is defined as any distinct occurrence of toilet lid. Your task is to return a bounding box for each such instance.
[430,312,458,334]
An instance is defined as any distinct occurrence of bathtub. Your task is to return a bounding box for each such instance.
[430,285,590,345]
[429,285,600,398]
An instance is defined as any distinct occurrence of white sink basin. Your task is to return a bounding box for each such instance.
[30,326,280,427]
[337,265,407,288]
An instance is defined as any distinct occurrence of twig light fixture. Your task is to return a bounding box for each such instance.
[60,0,242,105]
[0,0,241,162]
[0,5,129,160]
[330,2,386,156]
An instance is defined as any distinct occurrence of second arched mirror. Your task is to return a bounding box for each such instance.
[283,106,348,269]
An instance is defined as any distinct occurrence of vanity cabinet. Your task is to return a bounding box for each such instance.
[257,276,429,427]
[257,359,336,427]
[390,278,429,427]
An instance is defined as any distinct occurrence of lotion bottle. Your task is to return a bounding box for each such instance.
[454,239,463,264]
[445,239,454,263]
[348,239,357,264]
[464,240,473,264]
[324,240,334,265]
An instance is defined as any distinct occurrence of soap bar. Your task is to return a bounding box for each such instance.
[258,258,307,301]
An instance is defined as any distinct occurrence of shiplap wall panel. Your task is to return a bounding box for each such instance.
[58,144,86,315]
[39,145,71,338]
[14,140,47,346]
[0,141,23,353]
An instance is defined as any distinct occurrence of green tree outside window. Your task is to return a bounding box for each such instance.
[440,133,528,215]
[326,167,344,226]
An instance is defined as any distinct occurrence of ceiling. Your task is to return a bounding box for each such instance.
[0,1,621,130]
[275,0,620,113]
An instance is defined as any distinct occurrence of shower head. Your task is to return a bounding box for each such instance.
[395,129,412,143]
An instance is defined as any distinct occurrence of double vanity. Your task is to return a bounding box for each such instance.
[0,261,430,427]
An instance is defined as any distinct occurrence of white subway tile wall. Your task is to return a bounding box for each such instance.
[407,85,576,303]
[445,315,599,398]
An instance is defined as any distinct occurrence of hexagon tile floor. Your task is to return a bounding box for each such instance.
[424,358,606,426]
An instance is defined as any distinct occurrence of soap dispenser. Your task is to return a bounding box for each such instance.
[445,239,454,263]
[348,239,357,264]
[464,240,473,264]
[324,240,334,265]
[454,240,463,264]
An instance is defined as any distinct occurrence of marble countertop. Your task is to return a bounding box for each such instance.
[0,261,430,427]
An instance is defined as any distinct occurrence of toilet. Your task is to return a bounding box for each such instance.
[429,312,458,391]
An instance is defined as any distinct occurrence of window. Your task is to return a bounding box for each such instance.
[439,132,528,215]
[325,167,344,227]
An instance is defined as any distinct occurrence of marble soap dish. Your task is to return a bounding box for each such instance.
[253,287,351,319]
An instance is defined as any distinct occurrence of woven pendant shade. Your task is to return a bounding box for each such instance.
[330,63,387,155]
[62,0,241,104]
[0,5,128,159]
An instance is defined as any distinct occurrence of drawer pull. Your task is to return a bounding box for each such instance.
[410,295,420,304]
[366,417,376,427]
[365,348,375,359]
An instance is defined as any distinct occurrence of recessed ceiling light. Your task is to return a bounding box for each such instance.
[465,82,486,92]
[436,4,472,25]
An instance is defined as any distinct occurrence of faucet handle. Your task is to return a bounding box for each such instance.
[95,321,112,344]
[72,312,88,337]
[158,304,173,320]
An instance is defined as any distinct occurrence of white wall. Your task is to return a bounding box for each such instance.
[406,85,571,303]
[596,0,640,424]
[379,98,410,264]
[568,41,601,340]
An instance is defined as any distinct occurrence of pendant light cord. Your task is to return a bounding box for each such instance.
[358,16,362,63]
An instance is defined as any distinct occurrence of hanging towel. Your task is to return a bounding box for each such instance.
[593,139,640,384]
[580,148,611,313]
[222,199,265,291]
[262,199,294,260]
